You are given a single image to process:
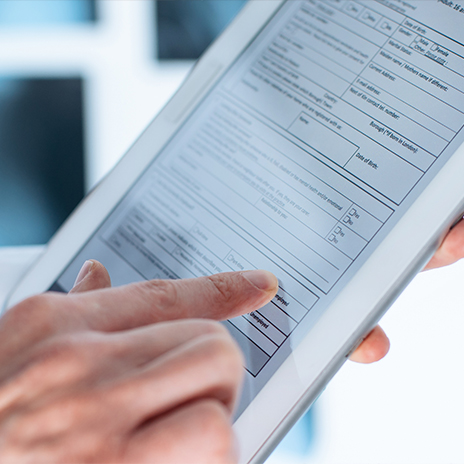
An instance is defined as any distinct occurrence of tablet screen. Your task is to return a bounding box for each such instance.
[50,0,464,416]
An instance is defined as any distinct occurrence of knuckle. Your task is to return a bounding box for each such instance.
[4,293,72,338]
[194,319,230,337]
[2,408,43,440]
[206,275,236,306]
[203,332,244,379]
[0,407,62,453]
[36,335,84,362]
[1,396,90,444]
[21,334,101,384]
[195,400,234,460]
[140,279,179,313]
[46,395,93,430]
[22,293,51,311]
[7,294,54,324]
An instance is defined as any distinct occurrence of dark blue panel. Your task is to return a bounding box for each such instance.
[157,0,247,60]
[0,78,85,246]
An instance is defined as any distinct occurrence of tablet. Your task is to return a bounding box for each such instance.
[6,1,464,462]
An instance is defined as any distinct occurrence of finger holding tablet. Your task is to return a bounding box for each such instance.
[424,218,464,270]
[350,220,464,364]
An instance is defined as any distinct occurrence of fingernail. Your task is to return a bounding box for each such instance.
[73,260,93,287]
[242,270,278,292]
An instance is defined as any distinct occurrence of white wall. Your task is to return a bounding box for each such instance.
[273,259,464,464]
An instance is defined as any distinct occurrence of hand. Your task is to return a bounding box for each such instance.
[350,218,464,363]
[0,262,277,463]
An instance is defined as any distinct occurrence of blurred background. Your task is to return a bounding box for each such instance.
[0,1,462,463]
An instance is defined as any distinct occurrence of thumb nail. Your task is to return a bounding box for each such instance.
[73,260,94,287]
[241,270,278,292]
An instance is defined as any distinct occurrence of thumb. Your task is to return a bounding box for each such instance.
[69,260,112,294]
[71,270,278,332]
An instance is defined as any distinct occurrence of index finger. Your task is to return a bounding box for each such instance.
[70,270,278,332]
[424,218,464,270]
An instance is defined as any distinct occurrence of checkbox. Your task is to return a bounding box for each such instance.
[335,227,342,234]
[343,216,350,223]
[381,21,391,31]
[329,234,336,242]
[349,208,357,216]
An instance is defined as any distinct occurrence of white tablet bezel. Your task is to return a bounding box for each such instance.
[4,1,464,462]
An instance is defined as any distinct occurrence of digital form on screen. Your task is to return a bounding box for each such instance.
[51,0,464,416]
